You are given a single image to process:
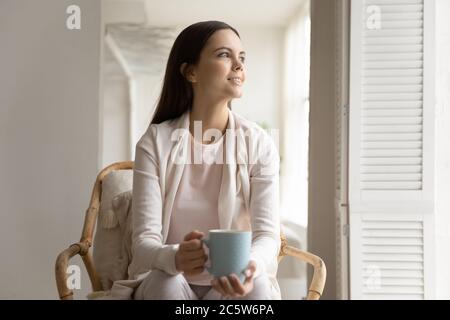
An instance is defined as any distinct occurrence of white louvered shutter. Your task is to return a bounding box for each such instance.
[349,0,435,299]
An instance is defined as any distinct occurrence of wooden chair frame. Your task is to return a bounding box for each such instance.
[55,161,326,300]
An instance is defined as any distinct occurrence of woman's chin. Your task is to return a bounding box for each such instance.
[228,89,243,99]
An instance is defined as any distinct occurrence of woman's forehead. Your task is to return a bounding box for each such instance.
[205,29,244,52]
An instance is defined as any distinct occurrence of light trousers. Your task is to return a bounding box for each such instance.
[134,269,273,300]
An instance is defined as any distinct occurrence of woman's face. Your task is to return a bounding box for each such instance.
[189,29,246,101]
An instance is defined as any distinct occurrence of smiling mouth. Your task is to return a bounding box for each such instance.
[228,77,242,86]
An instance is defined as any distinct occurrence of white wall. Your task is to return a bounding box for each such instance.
[101,43,131,167]
[102,77,130,167]
[435,0,450,300]
[0,0,101,299]
[131,73,164,154]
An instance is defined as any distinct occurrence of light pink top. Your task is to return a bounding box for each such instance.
[166,132,225,285]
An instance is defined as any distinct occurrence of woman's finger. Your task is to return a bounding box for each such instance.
[228,274,245,296]
[211,278,227,296]
[184,267,204,276]
[187,249,207,260]
[242,260,256,283]
[220,276,235,296]
[246,260,257,274]
[186,255,208,269]
[180,239,203,251]
[243,271,255,286]
[184,230,204,241]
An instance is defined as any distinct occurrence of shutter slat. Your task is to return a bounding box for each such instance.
[364,94,422,102]
[363,84,422,93]
[363,254,423,262]
[365,60,422,69]
[369,21,423,29]
[362,157,422,165]
[363,245,423,253]
[361,181,422,189]
[363,229,423,237]
[363,124,422,133]
[365,0,422,5]
[363,133,422,140]
[364,102,422,109]
[363,261,423,269]
[365,53,423,62]
[363,117,422,124]
[364,287,424,294]
[362,278,424,286]
[365,0,423,7]
[363,237,423,246]
[363,150,421,158]
[362,220,422,228]
[364,36,422,45]
[379,13,423,20]
[362,173,422,182]
[364,45,423,54]
[362,165,422,173]
[372,269,423,278]
[365,29,422,37]
[364,76,422,84]
[364,141,422,149]
[363,294,424,299]
[365,69,422,77]
[364,109,422,116]
[364,285,424,293]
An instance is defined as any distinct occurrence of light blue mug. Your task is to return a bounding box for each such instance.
[202,229,251,283]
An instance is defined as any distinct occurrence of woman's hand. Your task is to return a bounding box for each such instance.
[175,230,208,276]
[211,260,257,298]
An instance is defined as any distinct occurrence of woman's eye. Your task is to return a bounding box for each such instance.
[218,52,245,63]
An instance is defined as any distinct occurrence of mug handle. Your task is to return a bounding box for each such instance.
[201,238,209,248]
[201,238,212,273]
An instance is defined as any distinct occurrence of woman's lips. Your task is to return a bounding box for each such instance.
[228,77,242,86]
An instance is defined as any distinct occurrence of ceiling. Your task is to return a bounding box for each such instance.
[106,24,177,75]
[104,0,307,27]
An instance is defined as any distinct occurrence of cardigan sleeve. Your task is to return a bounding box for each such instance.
[248,130,281,278]
[128,125,181,278]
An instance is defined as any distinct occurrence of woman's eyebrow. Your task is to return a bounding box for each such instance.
[213,47,246,55]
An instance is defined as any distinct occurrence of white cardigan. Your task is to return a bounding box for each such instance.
[112,109,281,299]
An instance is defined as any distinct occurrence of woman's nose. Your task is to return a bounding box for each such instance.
[233,61,243,71]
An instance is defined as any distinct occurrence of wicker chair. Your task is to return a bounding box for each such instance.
[55,161,326,300]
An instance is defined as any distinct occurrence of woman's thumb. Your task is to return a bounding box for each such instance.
[184,230,204,241]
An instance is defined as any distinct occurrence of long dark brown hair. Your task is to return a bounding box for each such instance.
[150,21,240,125]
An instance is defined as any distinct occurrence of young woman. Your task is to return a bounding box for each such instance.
[129,21,281,300]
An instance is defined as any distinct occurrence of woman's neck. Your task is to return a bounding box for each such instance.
[189,100,229,144]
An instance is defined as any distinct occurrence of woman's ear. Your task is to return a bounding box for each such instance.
[180,63,196,83]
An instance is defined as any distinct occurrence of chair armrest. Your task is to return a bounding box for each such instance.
[55,241,102,300]
[55,243,82,300]
[281,245,326,300]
